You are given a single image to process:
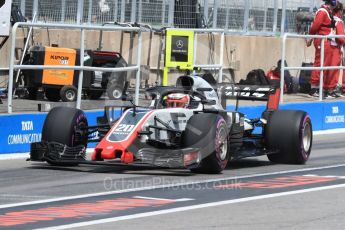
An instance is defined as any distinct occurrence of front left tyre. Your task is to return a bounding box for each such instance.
[183,113,230,174]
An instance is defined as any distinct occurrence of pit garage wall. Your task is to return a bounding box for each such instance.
[0,30,315,86]
[1,101,345,154]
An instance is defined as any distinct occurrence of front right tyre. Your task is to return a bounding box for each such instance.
[42,106,89,166]
[265,110,312,164]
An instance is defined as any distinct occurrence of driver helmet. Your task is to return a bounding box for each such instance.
[165,93,190,108]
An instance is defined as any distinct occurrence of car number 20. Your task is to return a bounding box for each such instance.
[114,124,135,133]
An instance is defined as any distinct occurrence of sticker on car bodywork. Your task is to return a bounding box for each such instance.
[107,110,149,142]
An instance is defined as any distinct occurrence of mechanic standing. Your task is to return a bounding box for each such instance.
[330,1,345,97]
[333,2,345,97]
[308,0,337,98]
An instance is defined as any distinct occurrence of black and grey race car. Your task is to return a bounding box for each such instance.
[29,73,313,174]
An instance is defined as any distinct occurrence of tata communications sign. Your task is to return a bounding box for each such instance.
[323,104,345,129]
[0,113,44,154]
[0,0,13,36]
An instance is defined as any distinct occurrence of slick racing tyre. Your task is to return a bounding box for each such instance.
[265,110,312,164]
[183,114,229,174]
[42,107,89,166]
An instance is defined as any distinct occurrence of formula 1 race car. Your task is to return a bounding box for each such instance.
[29,73,313,173]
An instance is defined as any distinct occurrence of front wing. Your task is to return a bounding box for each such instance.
[29,141,201,169]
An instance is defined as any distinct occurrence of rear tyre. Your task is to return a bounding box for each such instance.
[184,114,229,174]
[60,85,77,102]
[45,88,61,102]
[42,106,88,166]
[265,110,312,164]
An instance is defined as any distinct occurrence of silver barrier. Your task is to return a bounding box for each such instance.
[190,28,225,83]
[8,22,142,114]
[9,25,341,113]
[281,33,345,103]
[14,0,312,35]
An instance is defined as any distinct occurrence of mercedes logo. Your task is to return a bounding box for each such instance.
[176,40,184,49]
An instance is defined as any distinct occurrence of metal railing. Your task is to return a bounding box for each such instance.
[8,22,143,114]
[191,28,225,83]
[6,25,226,114]
[8,27,345,113]
[280,33,345,102]
[11,0,323,35]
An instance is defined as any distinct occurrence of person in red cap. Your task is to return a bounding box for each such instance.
[308,0,338,98]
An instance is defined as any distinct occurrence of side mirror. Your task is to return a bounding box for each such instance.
[201,99,216,105]
[196,87,213,92]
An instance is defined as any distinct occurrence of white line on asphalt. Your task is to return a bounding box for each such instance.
[303,174,345,179]
[2,163,345,209]
[133,196,194,202]
[173,198,195,202]
[303,174,318,177]
[35,183,345,230]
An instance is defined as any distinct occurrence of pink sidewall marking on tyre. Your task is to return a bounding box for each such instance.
[71,113,87,147]
[300,115,312,161]
[215,117,228,168]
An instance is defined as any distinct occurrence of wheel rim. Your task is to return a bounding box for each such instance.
[112,89,122,99]
[216,125,228,161]
[66,90,76,101]
[302,121,312,153]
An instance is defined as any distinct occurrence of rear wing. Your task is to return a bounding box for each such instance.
[218,84,281,110]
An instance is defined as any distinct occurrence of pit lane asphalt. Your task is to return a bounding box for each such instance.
[0,132,345,229]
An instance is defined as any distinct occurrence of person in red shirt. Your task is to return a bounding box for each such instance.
[328,1,345,97]
[308,0,337,98]
[333,2,345,97]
